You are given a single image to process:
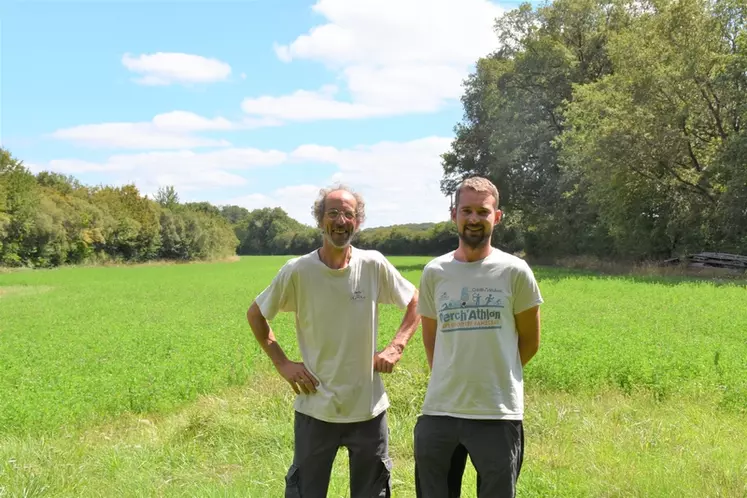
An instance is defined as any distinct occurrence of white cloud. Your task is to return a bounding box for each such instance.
[290,144,340,162]
[150,111,233,132]
[281,0,502,66]
[49,111,280,150]
[301,136,454,226]
[122,52,232,86]
[241,85,387,121]
[50,121,228,150]
[28,147,287,196]
[242,0,504,121]
[223,136,454,227]
[225,185,322,226]
[32,137,453,227]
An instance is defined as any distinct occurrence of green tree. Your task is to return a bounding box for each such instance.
[36,171,83,196]
[0,148,41,265]
[440,0,633,258]
[220,205,251,225]
[559,0,747,258]
[184,201,221,217]
[154,185,179,209]
[236,207,308,255]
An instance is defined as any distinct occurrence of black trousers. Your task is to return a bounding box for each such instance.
[414,415,524,498]
[284,410,391,498]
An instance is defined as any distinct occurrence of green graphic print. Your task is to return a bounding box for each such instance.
[437,286,505,332]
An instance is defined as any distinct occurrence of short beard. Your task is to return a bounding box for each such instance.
[324,229,354,249]
[459,227,491,250]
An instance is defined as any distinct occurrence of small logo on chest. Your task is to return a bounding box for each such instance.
[351,289,365,300]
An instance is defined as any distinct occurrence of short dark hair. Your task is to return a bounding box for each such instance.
[454,176,499,209]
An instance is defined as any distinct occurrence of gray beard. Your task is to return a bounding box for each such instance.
[324,230,354,249]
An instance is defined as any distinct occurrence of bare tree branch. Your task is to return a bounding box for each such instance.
[667,160,716,204]
[695,77,728,139]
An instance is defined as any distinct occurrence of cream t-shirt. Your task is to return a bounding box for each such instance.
[417,248,543,420]
[255,247,416,423]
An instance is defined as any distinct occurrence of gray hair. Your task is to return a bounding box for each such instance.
[312,182,367,229]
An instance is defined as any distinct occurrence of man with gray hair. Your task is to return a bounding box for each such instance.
[246,183,420,498]
[414,176,543,497]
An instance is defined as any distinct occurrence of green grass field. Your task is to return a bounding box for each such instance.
[1,256,746,497]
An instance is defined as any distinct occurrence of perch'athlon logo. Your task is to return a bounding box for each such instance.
[438,286,504,332]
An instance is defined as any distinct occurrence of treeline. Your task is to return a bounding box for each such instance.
[4,0,745,267]
[232,0,747,262]
[0,149,238,267]
[440,0,747,260]
[230,210,469,257]
[1,147,473,268]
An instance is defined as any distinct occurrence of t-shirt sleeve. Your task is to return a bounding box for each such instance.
[512,261,544,315]
[254,260,297,320]
[377,254,416,308]
[416,265,438,319]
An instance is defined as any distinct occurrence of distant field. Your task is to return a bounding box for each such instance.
[1,256,746,497]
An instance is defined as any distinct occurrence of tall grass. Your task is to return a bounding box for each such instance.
[1,256,745,496]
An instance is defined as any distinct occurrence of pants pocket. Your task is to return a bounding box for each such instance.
[284,464,301,498]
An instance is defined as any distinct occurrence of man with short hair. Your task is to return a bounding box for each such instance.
[414,176,543,498]
[246,183,420,498]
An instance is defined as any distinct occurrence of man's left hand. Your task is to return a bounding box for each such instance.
[373,344,403,374]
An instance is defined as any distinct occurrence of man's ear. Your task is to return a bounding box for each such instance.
[450,207,457,223]
[494,209,503,225]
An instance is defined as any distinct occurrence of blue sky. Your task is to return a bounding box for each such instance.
[2,0,518,228]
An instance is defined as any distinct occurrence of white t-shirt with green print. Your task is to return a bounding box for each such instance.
[417,248,543,420]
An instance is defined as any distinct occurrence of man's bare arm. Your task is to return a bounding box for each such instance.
[390,290,421,351]
[515,305,541,366]
[374,290,421,373]
[246,301,318,394]
[421,316,437,370]
[246,301,289,366]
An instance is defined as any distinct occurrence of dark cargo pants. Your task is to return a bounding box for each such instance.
[445,444,481,497]
[414,415,524,498]
[284,410,392,498]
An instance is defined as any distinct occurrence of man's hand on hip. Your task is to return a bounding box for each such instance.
[276,359,319,394]
[373,344,404,374]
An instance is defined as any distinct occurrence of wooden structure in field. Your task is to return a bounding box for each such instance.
[662,252,747,271]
